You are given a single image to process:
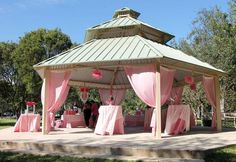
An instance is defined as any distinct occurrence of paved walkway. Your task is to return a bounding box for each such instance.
[0,126,236,161]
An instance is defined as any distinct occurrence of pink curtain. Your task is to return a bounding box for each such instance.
[99,89,126,105]
[125,65,175,131]
[202,76,216,129]
[41,70,71,132]
[160,67,176,105]
[125,64,156,107]
[169,87,184,104]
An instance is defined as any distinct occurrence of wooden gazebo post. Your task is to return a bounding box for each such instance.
[42,69,49,135]
[215,76,222,131]
[155,65,162,139]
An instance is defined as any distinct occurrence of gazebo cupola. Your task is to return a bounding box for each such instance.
[85,7,174,44]
[113,7,140,19]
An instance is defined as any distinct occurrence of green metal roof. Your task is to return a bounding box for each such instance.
[34,35,223,74]
[85,7,174,43]
[89,16,156,31]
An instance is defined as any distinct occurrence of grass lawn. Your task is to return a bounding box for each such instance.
[1,146,236,162]
[0,151,132,162]
[204,145,236,162]
[0,117,16,130]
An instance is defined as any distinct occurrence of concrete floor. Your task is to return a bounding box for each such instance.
[0,126,236,161]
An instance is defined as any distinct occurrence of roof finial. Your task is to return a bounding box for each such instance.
[113,7,140,19]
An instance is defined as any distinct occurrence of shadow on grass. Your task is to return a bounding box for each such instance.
[204,145,236,162]
[0,151,132,162]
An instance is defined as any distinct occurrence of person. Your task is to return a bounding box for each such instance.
[83,101,91,128]
[91,101,99,127]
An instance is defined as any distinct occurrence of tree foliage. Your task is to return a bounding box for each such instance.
[122,90,146,114]
[178,1,236,112]
[0,42,21,115]
[13,28,72,95]
[0,28,73,114]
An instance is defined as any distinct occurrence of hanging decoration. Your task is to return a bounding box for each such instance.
[92,69,102,80]
[184,76,194,85]
[184,76,196,91]
[80,87,89,104]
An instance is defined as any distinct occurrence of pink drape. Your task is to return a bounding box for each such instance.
[41,70,71,132]
[99,89,126,105]
[169,87,184,104]
[202,76,216,129]
[125,65,175,131]
[160,67,176,105]
[125,65,175,106]
[125,64,156,107]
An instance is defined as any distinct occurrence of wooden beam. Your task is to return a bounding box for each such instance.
[110,68,118,91]
[42,69,49,135]
[69,80,131,89]
[215,76,222,131]
[155,65,162,139]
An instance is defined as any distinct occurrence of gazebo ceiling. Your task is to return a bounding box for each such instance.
[34,7,224,89]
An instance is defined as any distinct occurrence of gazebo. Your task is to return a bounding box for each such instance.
[34,7,224,139]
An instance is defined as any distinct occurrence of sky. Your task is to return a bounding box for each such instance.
[0,0,230,44]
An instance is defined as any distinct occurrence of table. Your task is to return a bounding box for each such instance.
[94,105,124,135]
[165,105,191,135]
[61,114,86,128]
[14,114,40,132]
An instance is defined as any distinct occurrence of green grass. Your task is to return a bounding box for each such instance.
[1,146,236,162]
[0,151,132,162]
[204,145,236,162]
[0,117,16,130]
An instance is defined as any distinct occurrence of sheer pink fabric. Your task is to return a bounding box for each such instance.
[41,70,71,132]
[125,65,175,131]
[99,89,126,105]
[160,67,176,104]
[94,105,124,135]
[169,87,184,104]
[165,105,191,135]
[150,67,175,131]
[125,64,156,107]
[202,76,216,128]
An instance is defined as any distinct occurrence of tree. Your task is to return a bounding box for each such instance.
[178,2,236,112]
[122,90,146,114]
[12,28,72,111]
[0,42,22,115]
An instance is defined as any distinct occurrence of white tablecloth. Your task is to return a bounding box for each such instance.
[94,105,124,135]
[165,105,191,135]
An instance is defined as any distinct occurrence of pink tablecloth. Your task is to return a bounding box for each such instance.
[14,114,40,132]
[94,105,124,135]
[165,105,191,135]
[61,114,86,128]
